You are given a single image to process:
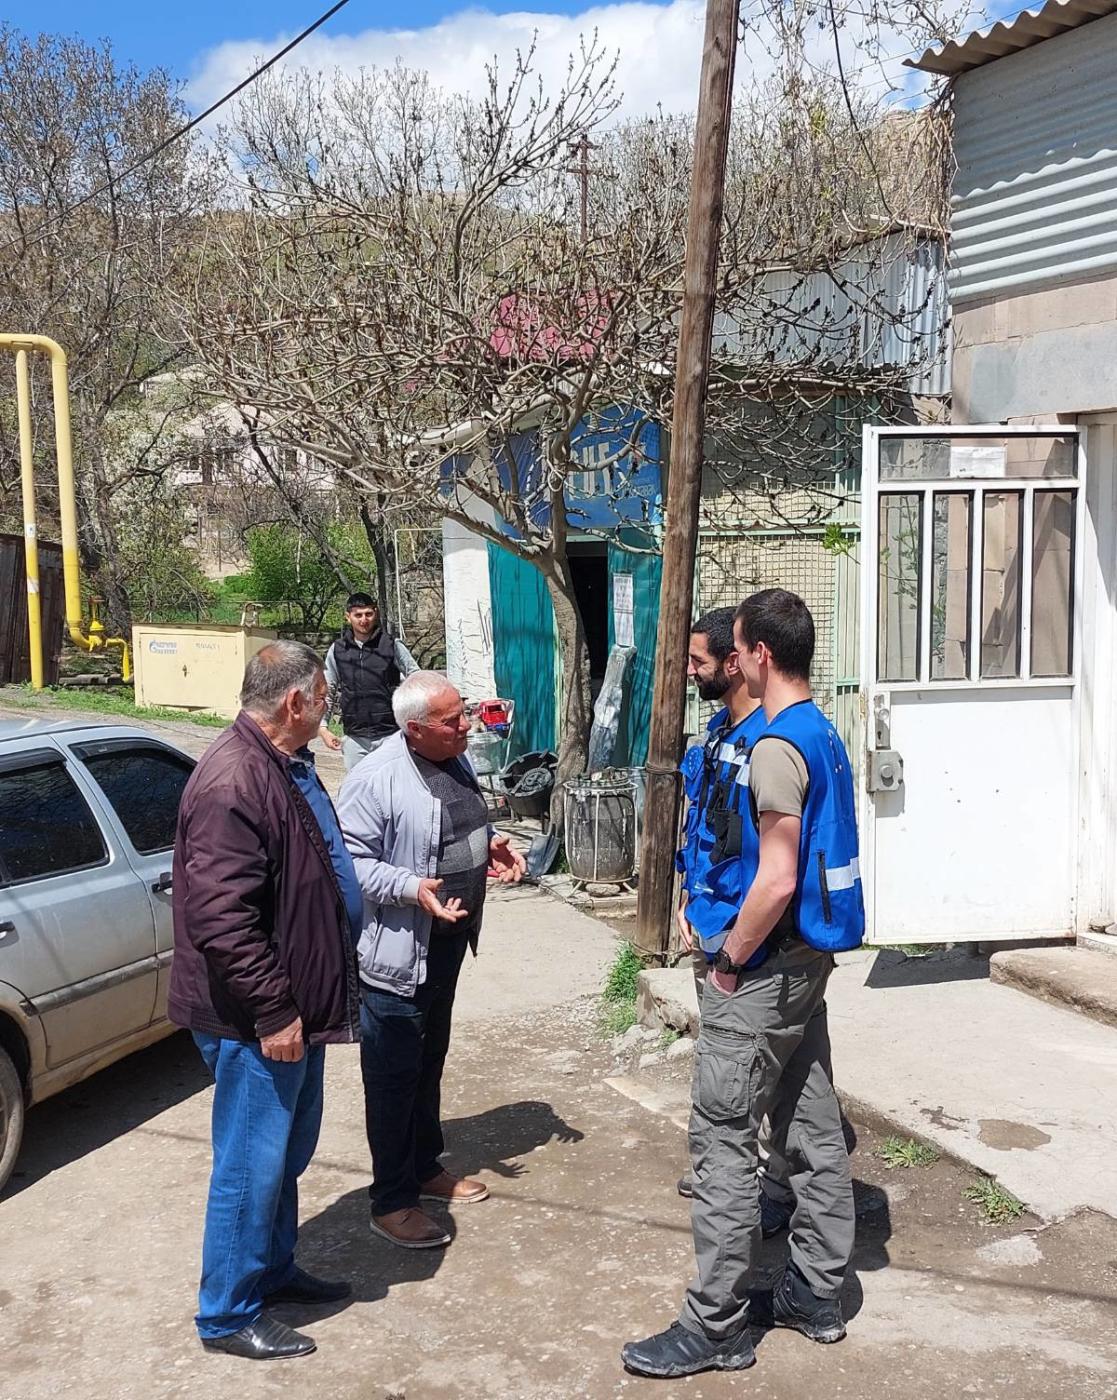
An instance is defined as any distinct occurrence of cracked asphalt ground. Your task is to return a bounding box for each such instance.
[2,876,1117,1399]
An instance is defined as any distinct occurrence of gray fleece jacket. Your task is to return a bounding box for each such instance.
[336,730,487,995]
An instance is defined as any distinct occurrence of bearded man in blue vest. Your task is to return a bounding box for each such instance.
[319,593,419,772]
[673,608,792,1240]
[623,588,863,1381]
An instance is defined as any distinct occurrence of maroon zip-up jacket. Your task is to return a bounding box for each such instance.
[168,711,360,1045]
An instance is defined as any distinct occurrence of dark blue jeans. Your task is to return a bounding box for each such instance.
[192,1033,325,1339]
[359,930,470,1216]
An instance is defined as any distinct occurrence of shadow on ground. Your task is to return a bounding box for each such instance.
[865,947,989,989]
[290,1098,588,1326]
[5,1029,210,1200]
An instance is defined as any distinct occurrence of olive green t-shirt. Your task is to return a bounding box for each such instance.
[749,736,809,941]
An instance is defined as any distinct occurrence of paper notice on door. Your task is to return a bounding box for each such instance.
[613,572,635,648]
[950,444,1006,479]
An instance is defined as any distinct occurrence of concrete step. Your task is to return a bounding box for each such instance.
[636,967,700,1037]
[990,945,1117,1030]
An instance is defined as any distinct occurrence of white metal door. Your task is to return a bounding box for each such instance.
[860,426,1085,944]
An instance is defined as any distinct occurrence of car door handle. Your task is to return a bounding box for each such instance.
[151,873,173,894]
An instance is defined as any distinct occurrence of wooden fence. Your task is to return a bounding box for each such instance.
[0,532,65,685]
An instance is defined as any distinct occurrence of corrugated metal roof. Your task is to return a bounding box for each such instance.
[711,231,950,397]
[907,0,1117,76]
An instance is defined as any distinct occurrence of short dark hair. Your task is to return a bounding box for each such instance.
[735,589,814,680]
[691,607,737,662]
[346,592,377,612]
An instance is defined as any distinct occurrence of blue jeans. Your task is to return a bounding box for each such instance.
[192,1033,325,1339]
[359,930,470,1216]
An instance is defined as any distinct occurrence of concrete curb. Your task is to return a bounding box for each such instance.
[990,946,1117,1030]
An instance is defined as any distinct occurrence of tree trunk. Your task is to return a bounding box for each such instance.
[543,561,593,833]
[78,441,133,641]
[359,497,397,628]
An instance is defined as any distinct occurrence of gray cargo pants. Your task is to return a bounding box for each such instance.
[690,949,792,1206]
[680,940,855,1339]
[342,734,386,772]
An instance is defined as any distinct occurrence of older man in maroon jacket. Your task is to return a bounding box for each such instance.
[169,641,362,1361]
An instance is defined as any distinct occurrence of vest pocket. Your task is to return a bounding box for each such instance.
[817,851,834,924]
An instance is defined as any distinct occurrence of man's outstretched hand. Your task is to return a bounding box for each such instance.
[417,877,468,922]
[487,833,527,884]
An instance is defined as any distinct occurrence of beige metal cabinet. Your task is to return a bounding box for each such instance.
[131,624,277,718]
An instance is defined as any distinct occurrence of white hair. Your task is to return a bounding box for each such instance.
[392,670,458,728]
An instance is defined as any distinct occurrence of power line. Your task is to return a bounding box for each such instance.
[0,0,352,255]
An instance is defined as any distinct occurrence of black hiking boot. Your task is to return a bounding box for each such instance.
[760,1190,794,1237]
[621,1321,756,1378]
[750,1264,846,1344]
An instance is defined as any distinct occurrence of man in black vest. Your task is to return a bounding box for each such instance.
[319,593,419,771]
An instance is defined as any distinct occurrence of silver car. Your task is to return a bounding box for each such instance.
[0,718,195,1193]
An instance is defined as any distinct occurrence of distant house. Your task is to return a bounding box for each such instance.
[443,228,950,763]
[140,371,337,580]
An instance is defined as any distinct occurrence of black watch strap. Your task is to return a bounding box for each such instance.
[714,948,744,976]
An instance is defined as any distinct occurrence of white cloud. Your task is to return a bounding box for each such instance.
[186,0,947,127]
[188,1,706,122]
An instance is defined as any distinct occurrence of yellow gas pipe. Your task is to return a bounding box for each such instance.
[1,333,132,686]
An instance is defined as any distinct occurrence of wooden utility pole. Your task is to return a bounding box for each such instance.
[567,133,598,244]
[635,0,740,960]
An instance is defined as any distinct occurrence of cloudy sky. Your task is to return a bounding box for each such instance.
[8,0,1009,120]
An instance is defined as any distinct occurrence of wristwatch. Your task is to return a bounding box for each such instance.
[713,948,746,976]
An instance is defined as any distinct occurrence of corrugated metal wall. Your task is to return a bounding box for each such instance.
[712,232,950,397]
[952,11,1117,301]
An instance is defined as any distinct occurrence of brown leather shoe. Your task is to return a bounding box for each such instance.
[369,1207,451,1250]
[419,1169,490,1204]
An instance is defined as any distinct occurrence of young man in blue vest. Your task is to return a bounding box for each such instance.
[623,588,863,1380]
[319,593,419,771]
[674,608,793,1240]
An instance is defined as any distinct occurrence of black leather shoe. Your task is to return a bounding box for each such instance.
[676,1173,694,1199]
[264,1267,352,1305]
[760,1191,794,1238]
[621,1321,755,1378]
[750,1265,846,1344]
[201,1315,316,1360]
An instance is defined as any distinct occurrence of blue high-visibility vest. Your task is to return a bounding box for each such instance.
[742,700,865,954]
[677,705,766,955]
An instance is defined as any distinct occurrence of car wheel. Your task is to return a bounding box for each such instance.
[0,1045,25,1195]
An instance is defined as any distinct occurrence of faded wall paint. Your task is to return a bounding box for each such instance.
[442,517,495,702]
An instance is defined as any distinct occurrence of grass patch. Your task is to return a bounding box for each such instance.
[600,941,646,1039]
[2,684,227,729]
[602,1000,638,1037]
[877,1135,940,1170]
[876,944,936,957]
[965,1175,1026,1226]
[658,1028,680,1050]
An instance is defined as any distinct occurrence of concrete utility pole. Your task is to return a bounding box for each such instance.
[635,0,740,960]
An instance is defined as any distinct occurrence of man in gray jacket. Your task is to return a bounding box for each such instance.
[337,671,526,1249]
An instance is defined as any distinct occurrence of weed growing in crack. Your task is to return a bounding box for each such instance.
[965,1175,1025,1226]
[877,1135,940,1169]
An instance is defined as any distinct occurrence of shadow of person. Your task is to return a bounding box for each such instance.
[284,1186,454,1325]
[283,1100,585,1325]
[437,1099,585,1181]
